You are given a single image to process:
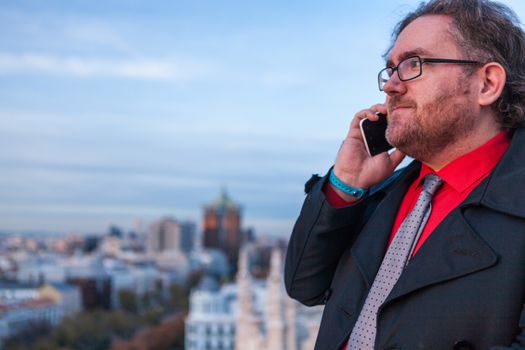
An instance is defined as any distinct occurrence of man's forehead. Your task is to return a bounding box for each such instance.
[386,15,458,66]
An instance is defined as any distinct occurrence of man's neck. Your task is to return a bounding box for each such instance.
[423,116,503,171]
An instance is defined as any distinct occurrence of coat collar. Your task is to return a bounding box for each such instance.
[463,127,525,218]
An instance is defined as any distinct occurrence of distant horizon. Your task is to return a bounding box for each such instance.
[0,186,297,237]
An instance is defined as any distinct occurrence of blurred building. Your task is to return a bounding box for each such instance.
[189,248,230,280]
[102,259,136,309]
[202,190,243,275]
[0,281,39,301]
[185,246,322,350]
[0,298,60,343]
[0,256,16,280]
[16,254,66,284]
[0,281,81,346]
[154,250,190,286]
[185,276,238,350]
[180,221,197,253]
[148,217,196,254]
[100,235,123,257]
[65,255,112,310]
[38,283,82,317]
[105,256,180,310]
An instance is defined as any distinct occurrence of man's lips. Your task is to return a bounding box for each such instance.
[391,105,413,111]
[388,105,414,116]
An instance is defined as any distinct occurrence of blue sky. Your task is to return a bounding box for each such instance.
[2,0,525,237]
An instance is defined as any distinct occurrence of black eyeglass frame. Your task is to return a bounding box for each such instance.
[378,56,482,91]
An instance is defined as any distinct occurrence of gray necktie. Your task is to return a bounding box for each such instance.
[347,174,443,349]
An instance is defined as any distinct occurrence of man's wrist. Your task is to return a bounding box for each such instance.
[329,168,369,199]
[328,183,361,204]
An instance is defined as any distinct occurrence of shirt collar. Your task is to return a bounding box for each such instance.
[415,131,511,193]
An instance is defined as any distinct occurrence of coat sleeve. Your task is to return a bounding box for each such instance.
[284,171,378,306]
[490,304,525,349]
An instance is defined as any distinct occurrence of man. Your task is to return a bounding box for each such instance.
[284,0,525,349]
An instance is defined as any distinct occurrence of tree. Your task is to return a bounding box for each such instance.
[52,310,142,350]
[186,269,205,290]
[118,289,138,313]
[109,312,186,350]
[4,320,52,350]
[169,284,189,312]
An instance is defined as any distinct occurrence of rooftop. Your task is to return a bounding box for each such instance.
[207,188,240,210]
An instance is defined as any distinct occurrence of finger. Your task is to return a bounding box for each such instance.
[350,108,380,129]
[347,112,378,144]
[347,127,363,140]
[364,104,388,122]
[346,104,389,144]
[371,103,387,116]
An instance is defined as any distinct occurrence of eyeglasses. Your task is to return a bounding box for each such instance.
[378,56,481,91]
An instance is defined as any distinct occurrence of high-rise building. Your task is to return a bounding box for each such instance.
[202,190,242,273]
[147,217,196,254]
[180,220,197,253]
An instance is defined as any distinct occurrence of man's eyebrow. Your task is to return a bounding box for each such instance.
[386,48,433,67]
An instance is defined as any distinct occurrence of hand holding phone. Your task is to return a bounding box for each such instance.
[332,106,404,198]
[359,113,393,156]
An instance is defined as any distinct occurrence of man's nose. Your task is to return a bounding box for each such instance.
[383,72,406,95]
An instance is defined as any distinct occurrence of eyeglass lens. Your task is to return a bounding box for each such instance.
[379,57,422,90]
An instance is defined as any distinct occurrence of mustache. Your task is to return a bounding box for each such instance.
[388,98,416,112]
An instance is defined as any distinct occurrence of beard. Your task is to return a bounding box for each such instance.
[385,80,475,162]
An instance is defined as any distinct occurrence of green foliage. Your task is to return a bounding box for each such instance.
[186,269,205,290]
[4,320,52,350]
[50,310,142,350]
[33,338,57,350]
[118,289,138,313]
[5,286,191,350]
[169,284,189,312]
[140,289,163,310]
[142,307,163,326]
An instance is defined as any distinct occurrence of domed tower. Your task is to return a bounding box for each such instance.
[203,188,242,275]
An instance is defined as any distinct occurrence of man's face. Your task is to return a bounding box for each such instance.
[383,15,480,162]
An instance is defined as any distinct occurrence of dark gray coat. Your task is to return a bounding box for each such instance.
[285,128,525,350]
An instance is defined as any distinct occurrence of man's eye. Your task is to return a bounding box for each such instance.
[408,59,420,68]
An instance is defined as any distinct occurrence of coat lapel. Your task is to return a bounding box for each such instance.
[351,162,420,287]
[383,205,498,306]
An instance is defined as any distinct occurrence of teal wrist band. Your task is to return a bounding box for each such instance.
[329,169,369,199]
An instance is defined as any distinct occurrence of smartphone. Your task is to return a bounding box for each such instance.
[359,113,393,156]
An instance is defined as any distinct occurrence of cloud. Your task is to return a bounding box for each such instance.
[0,52,211,81]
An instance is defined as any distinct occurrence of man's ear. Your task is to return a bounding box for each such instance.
[478,62,506,106]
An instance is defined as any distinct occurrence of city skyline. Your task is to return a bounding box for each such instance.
[2,0,525,237]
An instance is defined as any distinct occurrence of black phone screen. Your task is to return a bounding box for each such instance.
[359,114,393,156]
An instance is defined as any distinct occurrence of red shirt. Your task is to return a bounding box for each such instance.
[325,130,510,255]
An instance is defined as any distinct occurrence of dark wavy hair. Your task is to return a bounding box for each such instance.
[388,0,525,128]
